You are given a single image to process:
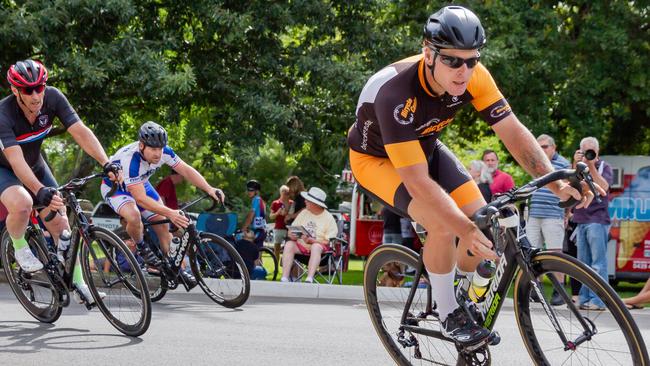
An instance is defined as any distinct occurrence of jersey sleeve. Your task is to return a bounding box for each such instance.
[0,113,18,150]
[467,64,512,126]
[375,93,426,169]
[48,87,80,128]
[162,146,182,168]
[124,152,144,186]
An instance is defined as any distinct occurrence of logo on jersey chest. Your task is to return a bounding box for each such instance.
[446,95,463,108]
[37,114,49,127]
[393,97,417,125]
[418,117,453,136]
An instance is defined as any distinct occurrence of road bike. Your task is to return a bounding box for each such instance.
[142,194,251,308]
[364,163,649,365]
[1,173,151,337]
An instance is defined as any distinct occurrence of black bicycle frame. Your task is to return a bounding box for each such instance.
[398,208,597,349]
[144,219,202,275]
[143,192,216,276]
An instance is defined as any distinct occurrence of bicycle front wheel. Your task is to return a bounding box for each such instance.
[514,251,649,366]
[364,244,467,366]
[81,226,152,337]
[189,232,250,308]
[1,230,63,323]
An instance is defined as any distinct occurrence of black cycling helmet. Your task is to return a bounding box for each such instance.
[246,179,261,192]
[138,121,168,148]
[7,59,49,88]
[423,6,486,50]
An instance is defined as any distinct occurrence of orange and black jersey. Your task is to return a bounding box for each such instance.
[347,55,512,169]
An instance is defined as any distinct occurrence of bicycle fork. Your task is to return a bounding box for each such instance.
[520,257,597,351]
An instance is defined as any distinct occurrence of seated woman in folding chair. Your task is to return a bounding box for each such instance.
[280,187,338,283]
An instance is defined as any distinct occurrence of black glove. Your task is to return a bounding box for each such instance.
[36,187,58,207]
[103,161,122,177]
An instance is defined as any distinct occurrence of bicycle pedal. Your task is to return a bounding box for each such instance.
[488,331,500,346]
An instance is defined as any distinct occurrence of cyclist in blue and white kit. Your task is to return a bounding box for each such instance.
[101,121,225,287]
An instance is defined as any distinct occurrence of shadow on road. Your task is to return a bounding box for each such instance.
[0,321,142,352]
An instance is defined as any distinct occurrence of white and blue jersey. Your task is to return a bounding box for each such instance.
[101,141,182,219]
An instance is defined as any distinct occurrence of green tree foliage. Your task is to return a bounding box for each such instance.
[1,0,648,214]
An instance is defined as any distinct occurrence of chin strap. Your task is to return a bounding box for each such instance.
[17,93,41,115]
[426,52,445,98]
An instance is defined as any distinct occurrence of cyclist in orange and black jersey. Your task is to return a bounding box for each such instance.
[347,5,598,346]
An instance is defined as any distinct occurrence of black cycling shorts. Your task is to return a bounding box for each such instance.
[0,158,58,199]
[350,140,483,218]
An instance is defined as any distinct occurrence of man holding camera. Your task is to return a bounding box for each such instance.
[571,137,613,311]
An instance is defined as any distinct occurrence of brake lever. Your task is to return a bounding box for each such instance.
[582,171,602,204]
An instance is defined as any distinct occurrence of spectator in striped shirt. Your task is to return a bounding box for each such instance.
[527,134,570,305]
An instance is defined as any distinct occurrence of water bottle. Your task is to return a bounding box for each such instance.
[56,229,72,262]
[468,259,497,303]
[169,237,181,259]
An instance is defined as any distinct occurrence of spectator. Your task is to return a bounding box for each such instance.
[155,170,184,209]
[382,207,402,244]
[622,278,650,309]
[270,184,293,258]
[468,160,492,202]
[482,149,515,195]
[116,235,145,273]
[571,137,613,311]
[527,134,571,305]
[281,187,338,283]
[284,175,306,225]
[242,179,267,248]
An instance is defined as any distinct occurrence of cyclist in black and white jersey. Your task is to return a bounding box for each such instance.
[0,59,122,304]
[101,121,225,287]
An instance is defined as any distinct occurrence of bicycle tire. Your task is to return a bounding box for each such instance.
[147,271,168,302]
[1,230,63,323]
[514,251,649,366]
[189,232,250,308]
[258,246,278,281]
[80,226,152,337]
[364,244,467,366]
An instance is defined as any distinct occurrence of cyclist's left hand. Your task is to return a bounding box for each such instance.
[555,181,605,209]
[210,188,225,203]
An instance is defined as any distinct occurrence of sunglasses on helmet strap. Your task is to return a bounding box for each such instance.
[431,48,480,69]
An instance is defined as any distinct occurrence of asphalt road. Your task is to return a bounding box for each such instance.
[0,285,649,366]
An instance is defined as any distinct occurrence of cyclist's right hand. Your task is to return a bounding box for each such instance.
[103,161,123,184]
[461,225,497,260]
[167,209,190,229]
[36,186,64,211]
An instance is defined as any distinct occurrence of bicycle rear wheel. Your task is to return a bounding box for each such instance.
[145,270,168,302]
[364,244,468,366]
[1,230,63,323]
[189,232,250,308]
[81,226,151,337]
[514,251,649,366]
[258,246,278,281]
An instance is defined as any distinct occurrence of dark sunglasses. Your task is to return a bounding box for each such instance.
[432,49,480,69]
[540,144,551,149]
[20,84,46,95]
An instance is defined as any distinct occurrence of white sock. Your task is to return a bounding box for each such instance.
[280,277,290,282]
[305,277,314,283]
[428,270,459,322]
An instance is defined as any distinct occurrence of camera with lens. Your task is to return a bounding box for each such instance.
[583,149,597,161]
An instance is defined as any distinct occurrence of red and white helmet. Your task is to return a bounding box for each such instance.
[6,59,49,88]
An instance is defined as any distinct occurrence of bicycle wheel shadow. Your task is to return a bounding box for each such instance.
[0,321,142,352]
